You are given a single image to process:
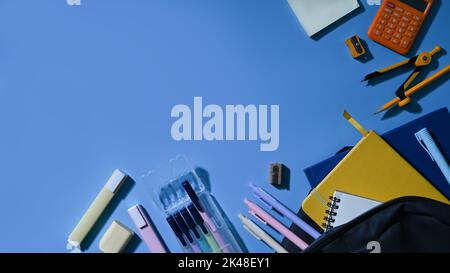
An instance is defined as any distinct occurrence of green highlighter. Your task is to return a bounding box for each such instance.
[187,204,222,253]
[67,169,128,252]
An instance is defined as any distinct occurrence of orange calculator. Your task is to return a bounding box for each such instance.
[368,0,433,55]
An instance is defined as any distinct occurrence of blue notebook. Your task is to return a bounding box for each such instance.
[304,108,450,200]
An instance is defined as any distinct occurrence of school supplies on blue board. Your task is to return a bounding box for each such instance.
[302,110,449,229]
[304,108,450,201]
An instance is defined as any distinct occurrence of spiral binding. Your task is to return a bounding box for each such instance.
[321,196,341,231]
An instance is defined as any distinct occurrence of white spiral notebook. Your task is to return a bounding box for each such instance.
[287,0,360,36]
[323,191,382,232]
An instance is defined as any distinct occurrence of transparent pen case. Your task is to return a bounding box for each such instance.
[141,155,243,253]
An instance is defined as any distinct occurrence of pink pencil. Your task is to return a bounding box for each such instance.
[244,199,309,250]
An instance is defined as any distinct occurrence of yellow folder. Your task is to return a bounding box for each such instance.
[302,130,450,230]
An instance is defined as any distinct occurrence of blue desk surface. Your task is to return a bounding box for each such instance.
[0,1,449,253]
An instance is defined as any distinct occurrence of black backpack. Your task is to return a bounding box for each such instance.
[303,196,450,253]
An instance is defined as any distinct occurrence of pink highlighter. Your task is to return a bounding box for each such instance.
[244,199,309,251]
[128,204,169,253]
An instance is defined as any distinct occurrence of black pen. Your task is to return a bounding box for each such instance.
[181,208,212,252]
[166,216,191,252]
[173,212,201,253]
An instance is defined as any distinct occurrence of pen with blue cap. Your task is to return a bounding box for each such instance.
[187,204,221,253]
[166,216,193,252]
[173,212,202,253]
[181,208,211,253]
[250,183,321,239]
[182,181,230,252]
[415,128,450,184]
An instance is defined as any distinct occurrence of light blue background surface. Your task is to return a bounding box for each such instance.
[0,0,449,253]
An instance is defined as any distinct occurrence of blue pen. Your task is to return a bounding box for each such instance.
[173,212,202,253]
[166,216,193,252]
[250,183,321,239]
[181,208,212,253]
[415,128,450,185]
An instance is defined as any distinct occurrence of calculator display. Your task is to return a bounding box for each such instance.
[398,0,428,12]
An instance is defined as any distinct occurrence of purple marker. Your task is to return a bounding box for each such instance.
[128,205,169,253]
[250,183,321,239]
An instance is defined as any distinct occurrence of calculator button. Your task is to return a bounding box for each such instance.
[399,21,407,28]
[386,28,394,35]
[405,31,414,38]
[380,19,388,25]
[397,27,405,33]
[384,8,393,14]
[408,26,417,33]
[401,39,411,49]
[394,33,402,39]
[411,20,420,27]
[401,16,410,23]
[376,24,384,30]
[387,23,396,29]
[413,15,422,21]
[391,38,400,45]
[387,2,395,8]
[382,34,391,40]
[374,30,382,36]
[405,11,412,18]
[393,12,401,18]
[395,6,404,13]
[390,17,399,24]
